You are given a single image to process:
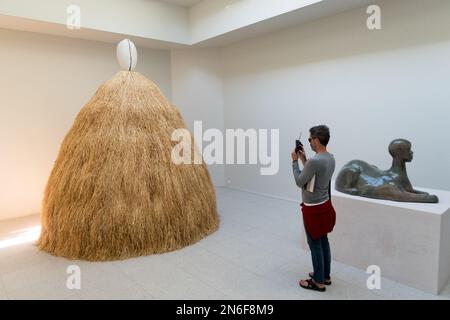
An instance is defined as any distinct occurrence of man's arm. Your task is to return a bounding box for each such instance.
[292,159,316,189]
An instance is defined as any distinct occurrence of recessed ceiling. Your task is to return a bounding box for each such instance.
[0,0,376,49]
[158,0,202,7]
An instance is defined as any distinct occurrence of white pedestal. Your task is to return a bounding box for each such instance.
[301,181,450,294]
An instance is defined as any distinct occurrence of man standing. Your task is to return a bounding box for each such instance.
[291,125,336,292]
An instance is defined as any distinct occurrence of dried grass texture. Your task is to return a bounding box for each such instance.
[38,71,219,261]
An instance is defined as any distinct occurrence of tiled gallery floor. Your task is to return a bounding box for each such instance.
[0,187,449,300]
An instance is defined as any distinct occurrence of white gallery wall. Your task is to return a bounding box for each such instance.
[221,0,450,200]
[171,49,226,186]
[0,28,171,220]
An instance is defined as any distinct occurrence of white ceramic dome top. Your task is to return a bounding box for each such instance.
[116,39,138,71]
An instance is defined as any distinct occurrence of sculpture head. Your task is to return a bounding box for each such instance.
[309,125,330,152]
[389,139,413,162]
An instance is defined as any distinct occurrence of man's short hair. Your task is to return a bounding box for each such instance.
[310,125,330,146]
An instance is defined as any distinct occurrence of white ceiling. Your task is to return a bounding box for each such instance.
[0,0,375,49]
[158,0,202,7]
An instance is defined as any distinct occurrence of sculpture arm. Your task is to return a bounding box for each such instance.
[405,182,429,195]
[410,189,429,195]
[292,159,316,189]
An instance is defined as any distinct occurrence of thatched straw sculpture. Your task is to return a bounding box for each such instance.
[38,39,219,261]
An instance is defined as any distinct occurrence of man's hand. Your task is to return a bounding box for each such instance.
[292,149,307,165]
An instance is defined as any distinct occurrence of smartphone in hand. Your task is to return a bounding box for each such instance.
[295,132,304,154]
[295,140,304,154]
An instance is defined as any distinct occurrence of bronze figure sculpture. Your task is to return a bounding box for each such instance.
[335,139,439,203]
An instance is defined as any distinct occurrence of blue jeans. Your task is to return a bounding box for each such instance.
[306,230,331,284]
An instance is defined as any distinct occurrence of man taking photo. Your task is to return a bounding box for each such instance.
[291,125,336,292]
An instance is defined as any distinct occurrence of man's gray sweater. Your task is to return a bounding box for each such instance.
[292,152,335,204]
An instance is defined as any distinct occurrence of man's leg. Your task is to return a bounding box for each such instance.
[306,230,325,284]
[321,235,331,281]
